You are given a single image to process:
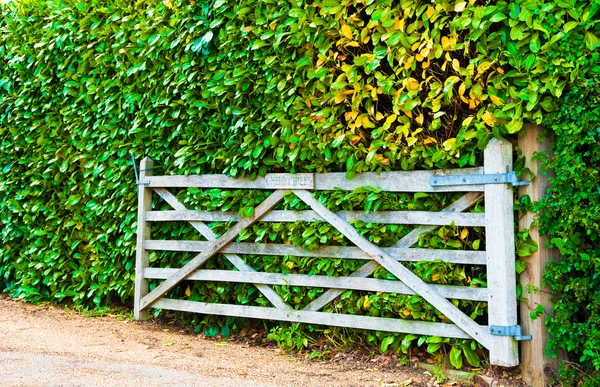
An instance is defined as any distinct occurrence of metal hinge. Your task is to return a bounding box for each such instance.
[430,172,529,187]
[489,325,532,341]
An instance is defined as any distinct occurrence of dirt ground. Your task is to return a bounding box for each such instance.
[0,296,524,387]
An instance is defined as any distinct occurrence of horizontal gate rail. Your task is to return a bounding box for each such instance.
[134,138,521,367]
[144,240,487,265]
[146,167,485,192]
[144,268,488,301]
[146,209,485,227]
[153,299,476,339]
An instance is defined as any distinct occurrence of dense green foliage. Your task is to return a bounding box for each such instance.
[0,0,599,369]
[539,78,600,379]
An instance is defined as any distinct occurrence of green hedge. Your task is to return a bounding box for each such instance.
[539,78,600,382]
[0,0,599,367]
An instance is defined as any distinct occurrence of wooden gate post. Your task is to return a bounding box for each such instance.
[518,124,559,386]
[134,157,153,321]
[484,138,519,366]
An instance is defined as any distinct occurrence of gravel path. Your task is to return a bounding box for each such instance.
[0,297,429,386]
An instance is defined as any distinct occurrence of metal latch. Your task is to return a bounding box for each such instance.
[489,325,532,341]
[430,172,529,187]
[130,152,150,186]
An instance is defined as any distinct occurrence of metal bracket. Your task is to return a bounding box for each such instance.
[130,152,150,186]
[430,172,529,187]
[489,325,532,341]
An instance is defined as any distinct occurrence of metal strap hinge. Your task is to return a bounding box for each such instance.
[489,325,532,341]
[430,172,529,187]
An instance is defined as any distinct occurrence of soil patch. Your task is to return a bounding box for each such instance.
[0,295,525,386]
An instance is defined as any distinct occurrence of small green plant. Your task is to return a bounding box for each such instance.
[268,323,315,353]
[397,355,410,366]
[424,364,448,384]
[308,345,331,361]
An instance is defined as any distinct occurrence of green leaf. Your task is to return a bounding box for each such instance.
[585,32,599,50]
[462,346,480,367]
[148,34,161,46]
[449,346,463,369]
[563,21,578,32]
[380,336,395,353]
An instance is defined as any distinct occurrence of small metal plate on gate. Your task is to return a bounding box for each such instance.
[265,173,315,189]
[489,325,533,341]
[430,172,529,187]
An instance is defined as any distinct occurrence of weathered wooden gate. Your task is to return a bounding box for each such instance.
[134,138,527,366]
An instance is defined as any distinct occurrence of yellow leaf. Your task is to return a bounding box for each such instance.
[408,78,420,90]
[415,53,424,62]
[286,261,294,269]
[386,114,397,124]
[363,295,371,309]
[431,272,440,282]
[443,138,456,151]
[477,61,492,74]
[404,56,414,70]
[164,341,175,346]
[423,137,437,145]
[426,6,435,18]
[497,67,505,75]
[420,47,430,58]
[269,22,277,31]
[452,58,460,72]
[411,41,420,51]
[458,82,466,97]
[341,24,353,40]
[416,114,424,125]
[460,228,469,240]
[482,111,496,126]
[243,26,253,32]
[490,94,504,106]
[462,116,474,128]
[422,61,430,69]
[454,2,467,12]
[345,110,359,121]
[441,36,451,50]
[334,91,346,103]
[185,286,191,297]
[403,309,411,317]
[163,0,172,8]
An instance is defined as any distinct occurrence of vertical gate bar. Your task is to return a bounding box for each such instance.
[484,138,519,366]
[134,157,153,321]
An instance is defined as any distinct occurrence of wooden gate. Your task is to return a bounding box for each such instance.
[134,138,524,366]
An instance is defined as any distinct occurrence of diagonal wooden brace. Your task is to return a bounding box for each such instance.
[139,190,286,310]
[293,189,492,349]
[304,192,483,312]
[153,188,291,310]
